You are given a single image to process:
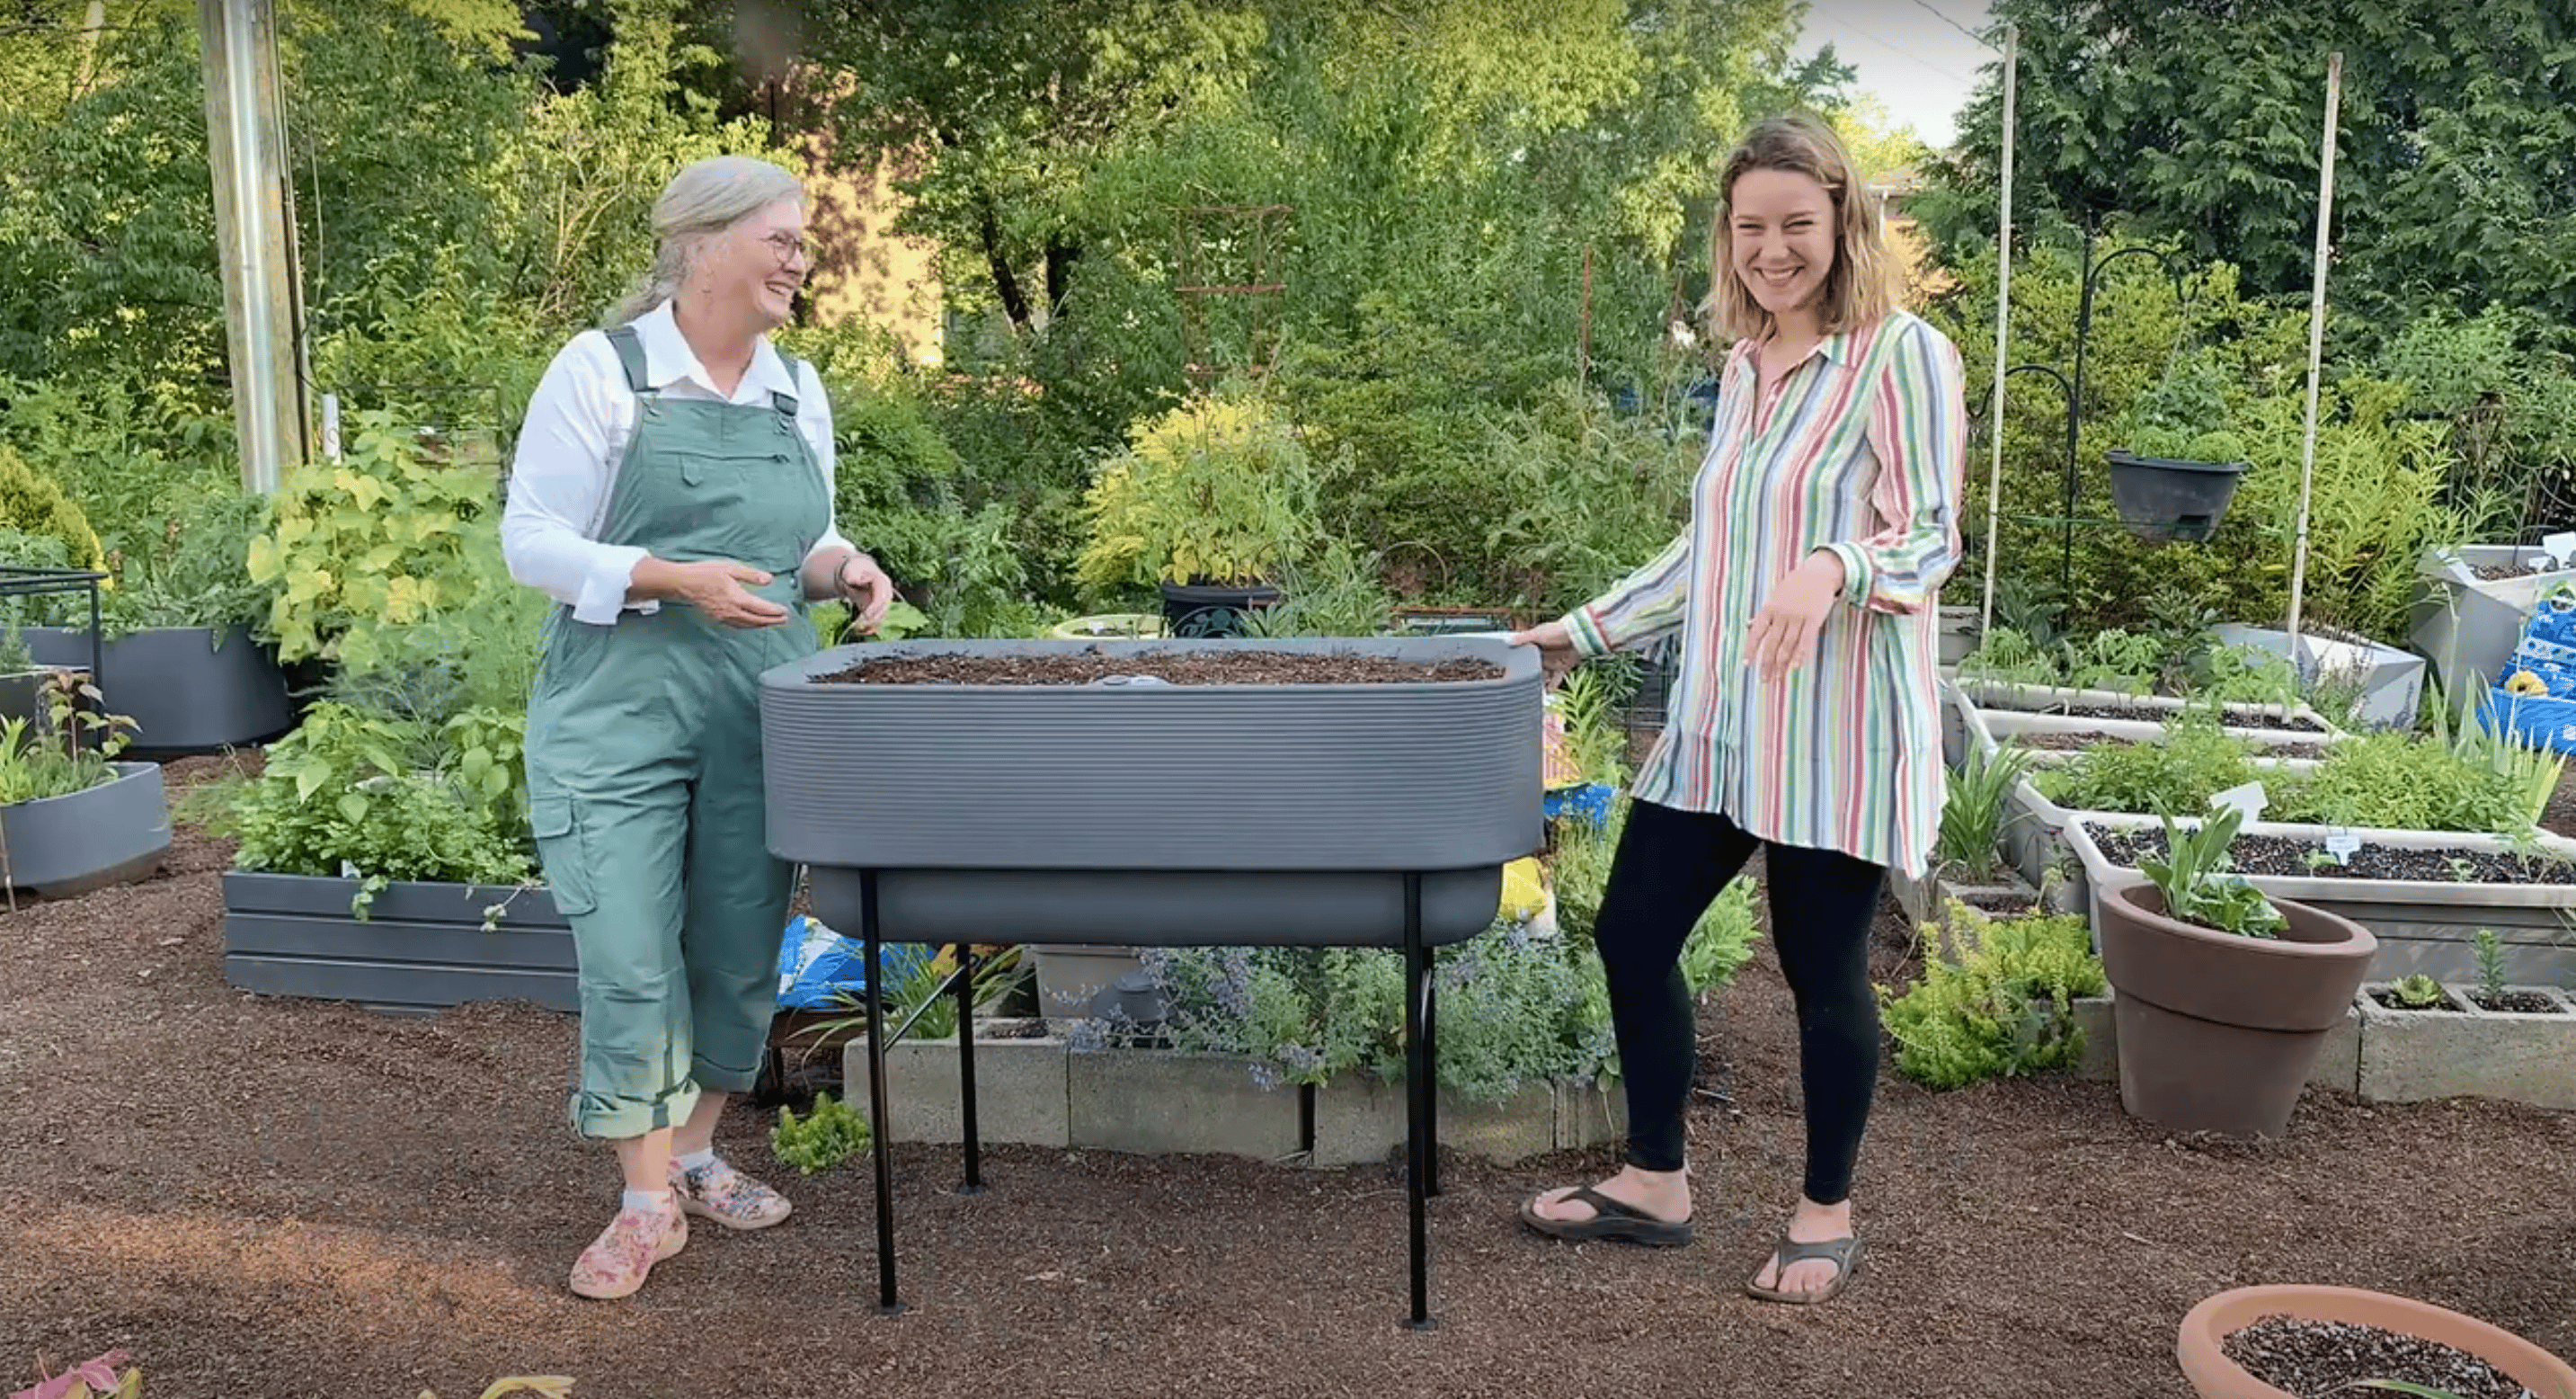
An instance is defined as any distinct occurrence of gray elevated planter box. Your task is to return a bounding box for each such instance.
[2411,543,2576,704]
[222,871,573,1014]
[2353,981,2576,1109]
[0,668,50,725]
[23,625,292,752]
[0,761,170,897]
[2061,814,2576,985]
[761,637,1544,948]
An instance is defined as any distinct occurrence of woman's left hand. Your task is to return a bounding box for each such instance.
[838,552,896,633]
[1746,550,1845,677]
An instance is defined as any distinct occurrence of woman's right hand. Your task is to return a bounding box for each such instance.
[634,557,789,628]
[1507,619,1578,685]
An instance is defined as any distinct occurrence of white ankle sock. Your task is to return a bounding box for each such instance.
[674,1148,719,1173]
[623,1188,671,1215]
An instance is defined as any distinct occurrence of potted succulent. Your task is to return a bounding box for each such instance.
[1074,386,1322,637]
[0,670,169,901]
[2106,353,2252,544]
[2178,1284,2576,1399]
[2093,803,2376,1136]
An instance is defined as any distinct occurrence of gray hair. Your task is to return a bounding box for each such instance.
[603,155,806,326]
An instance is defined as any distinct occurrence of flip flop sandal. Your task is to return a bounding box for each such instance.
[1517,1185,1694,1248]
[1742,1228,1863,1305]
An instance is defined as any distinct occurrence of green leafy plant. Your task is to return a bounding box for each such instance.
[2115,350,2247,465]
[2387,974,2446,1010]
[0,671,138,807]
[1074,386,1321,594]
[770,1090,870,1176]
[1879,901,2106,1090]
[1938,743,2037,880]
[0,444,108,579]
[2136,804,2287,939]
[2473,929,2508,1001]
[243,409,514,672]
[2034,711,2256,815]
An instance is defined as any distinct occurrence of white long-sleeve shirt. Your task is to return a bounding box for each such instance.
[501,299,855,626]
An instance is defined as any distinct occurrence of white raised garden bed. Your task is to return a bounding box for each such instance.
[2410,542,2576,705]
[2061,813,2576,985]
[1954,677,2345,749]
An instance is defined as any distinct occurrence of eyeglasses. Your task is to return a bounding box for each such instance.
[760,230,815,265]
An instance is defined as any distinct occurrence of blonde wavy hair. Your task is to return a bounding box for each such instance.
[1701,112,1907,345]
[603,155,806,327]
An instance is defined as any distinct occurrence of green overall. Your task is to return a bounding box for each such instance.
[525,325,827,1140]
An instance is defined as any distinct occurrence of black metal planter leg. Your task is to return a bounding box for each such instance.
[955,942,985,1194]
[1402,872,1437,1330]
[1425,971,1441,1199]
[862,871,904,1315]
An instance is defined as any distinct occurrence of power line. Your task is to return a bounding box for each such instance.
[1907,0,2002,52]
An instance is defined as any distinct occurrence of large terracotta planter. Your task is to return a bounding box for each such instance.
[2096,876,2376,1136]
[2178,1284,2576,1399]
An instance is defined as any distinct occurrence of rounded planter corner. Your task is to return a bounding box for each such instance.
[2106,450,2249,545]
[2178,1284,2576,1399]
[1,762,171,898]
[23,625,292,752]
[2096,876,2376,1137]
[760,636,1545,949]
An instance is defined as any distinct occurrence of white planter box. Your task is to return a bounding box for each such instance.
[2352,982,2576,1109]
[2211,623,2424,732]
[2411,543,2576,706]
[1956,678,2344,748]
[2061,813,2576,984]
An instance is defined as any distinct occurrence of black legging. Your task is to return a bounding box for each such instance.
[1594,798,1887,1205]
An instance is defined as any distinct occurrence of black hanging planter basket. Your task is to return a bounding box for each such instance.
[1159,579,1283,637]
[2106,450,2250,544]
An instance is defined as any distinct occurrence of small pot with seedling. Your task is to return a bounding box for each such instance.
[2106,352,2252,544]
[2093,804,2376,1136]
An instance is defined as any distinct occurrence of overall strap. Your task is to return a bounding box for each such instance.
[768,347,803,419]
[604,324,654,396]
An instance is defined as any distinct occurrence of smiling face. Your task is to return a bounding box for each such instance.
[697,195,809,331]
[1726,167,1839,333]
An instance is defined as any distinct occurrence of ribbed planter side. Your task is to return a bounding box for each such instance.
[0,762,170,897]
[23,626,291,751]
[763,637,1544,948]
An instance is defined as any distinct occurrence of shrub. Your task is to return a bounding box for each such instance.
[0,445,105,578]
[1879,902,2105,1091]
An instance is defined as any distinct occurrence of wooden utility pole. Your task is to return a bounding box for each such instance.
[198,0,309,495]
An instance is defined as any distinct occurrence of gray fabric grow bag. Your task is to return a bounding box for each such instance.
[761,637,1545,947]
[0,761,171,897]
[25,626,292,751]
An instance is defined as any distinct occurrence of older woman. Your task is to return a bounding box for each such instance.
[502,154,894,1300]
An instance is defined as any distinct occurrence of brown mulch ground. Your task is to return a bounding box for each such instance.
[819,649,1502,686]
[5,761,2575,1398]
[2542,762,2576,841]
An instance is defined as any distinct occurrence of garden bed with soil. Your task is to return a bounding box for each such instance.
[816,649,1503,686]
[2082,826,2576,886]
[7,767,2576,1399]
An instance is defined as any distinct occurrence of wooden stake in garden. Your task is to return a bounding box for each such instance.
[1976,24,2019,641]
[2284,51,2344,653]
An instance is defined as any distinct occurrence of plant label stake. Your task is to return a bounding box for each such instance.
[2323,830,2361,866]
[2210,781,2269,824]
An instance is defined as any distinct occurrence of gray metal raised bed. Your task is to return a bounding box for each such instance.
[2411,543,2576,704]
[0,761,171,897]
[759,634,1546,1328]
[24,626,292,752]
[221,871,574,1015]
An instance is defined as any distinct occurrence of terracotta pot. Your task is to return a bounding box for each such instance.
[2178,1284,2576,1399]
[2095,876,2376,1136]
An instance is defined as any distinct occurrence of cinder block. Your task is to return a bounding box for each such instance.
[842,1022,1072,1148]
[2355,983,2576,1109]
[1068,1049,1301,1160]
[1310,1074,1560,1167]
[1556,1078,1627,1151]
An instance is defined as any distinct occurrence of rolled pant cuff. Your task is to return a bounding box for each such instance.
[571,1083,702,1141]
[690,1054,762,1096]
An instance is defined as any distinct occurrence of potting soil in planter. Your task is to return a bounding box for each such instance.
[2220,1315,2528,1399]
[2469,989,2563,1014]
[817,650,1504,686]
[2081,824,2576,886]
[2030,701,2330,735]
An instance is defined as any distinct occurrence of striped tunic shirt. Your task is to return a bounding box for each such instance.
[1560,310,1968,878]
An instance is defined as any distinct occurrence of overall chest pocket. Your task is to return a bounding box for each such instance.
[676,447,795,488]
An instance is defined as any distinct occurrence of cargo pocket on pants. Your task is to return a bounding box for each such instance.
[529,791,600,916]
